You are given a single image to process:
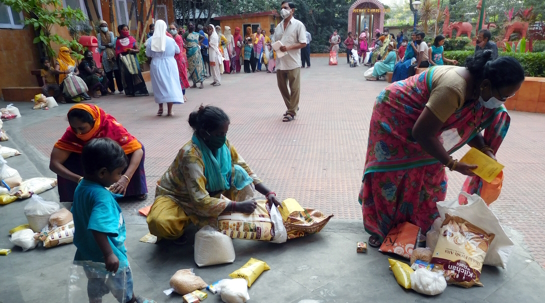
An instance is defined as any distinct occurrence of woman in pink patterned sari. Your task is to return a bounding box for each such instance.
[169,23,190,102]
[359,50,525,248]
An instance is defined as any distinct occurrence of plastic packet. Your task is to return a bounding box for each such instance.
[169,268,207,295]
[411,260,434,271]
[9,224,30,234]
[68,261,127,303]
[216,278,250,303]
[388,258,414,290]
[23,194,60,232]
[410,268,447,296]
[229,258,270,287]
[0,248,11,255]
[0,194,17,205]
[9,229,38,251]
[270,204,287,243]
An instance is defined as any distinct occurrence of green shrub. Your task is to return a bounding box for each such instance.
[443,37,472,51]
[444,50,545,77]
[533,41,545,53]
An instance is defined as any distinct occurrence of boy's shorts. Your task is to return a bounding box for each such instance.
[85,266,133,302]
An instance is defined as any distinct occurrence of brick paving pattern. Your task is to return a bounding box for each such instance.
[21,59,545,267]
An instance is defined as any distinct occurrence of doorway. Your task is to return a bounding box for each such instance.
[242,23,261,37]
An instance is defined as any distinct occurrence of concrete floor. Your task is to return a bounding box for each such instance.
[1,58,545,302]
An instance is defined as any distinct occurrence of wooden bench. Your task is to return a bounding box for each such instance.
[2,87,42,102]
[504,77,545,113]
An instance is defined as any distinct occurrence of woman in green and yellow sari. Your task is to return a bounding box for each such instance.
[147,105,281,241]
[185,23,205,89]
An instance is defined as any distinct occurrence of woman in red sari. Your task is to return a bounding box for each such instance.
[359,50,525,248]
[233,27,243,73]
[169,22,190,102]
[50,104,147,202]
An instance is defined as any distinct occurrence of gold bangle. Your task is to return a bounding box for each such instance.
[480,146,494,154]
[78,177,84,184]
[450,160,458,171]
[122,175,130,182]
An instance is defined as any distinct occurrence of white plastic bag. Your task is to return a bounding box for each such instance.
[425,218,443,252]
[45,97,58,108]
[410,268,447,296]
[10,229,38,251]
[270,205,287,244]
[0,156,22,188]
[436,192,513,268]
[6,104,21,118]
[216,279,250,303]
[11,177,58,199]
[194,225,236,267]
[24,194,60,232]
[364,67,375,79]
[0,146,21,158]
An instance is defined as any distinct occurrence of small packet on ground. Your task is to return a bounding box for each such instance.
[169,269,208,295]
[388,258,414,290]
[182,293,200,303]
[229,258,270,287]
[411,260,434,271]
[207,280,221,294]
[357,242,367,253]
[431,214,495,288]
[379,222,420,259]
[0,248,11,255]
[410,247,433,265]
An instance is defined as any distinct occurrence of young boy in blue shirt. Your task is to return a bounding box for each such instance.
[72,138,155,303]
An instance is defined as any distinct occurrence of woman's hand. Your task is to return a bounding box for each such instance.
[484,150,496,161]
[266,193,281,208]
[236,199,257,214]
[454,162,478,176]
[110,176,129,195]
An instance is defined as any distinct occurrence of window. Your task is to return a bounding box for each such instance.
[0,3,24,29]
[63,0,103,20]
[155,5,168,25]
[116,0,129,27]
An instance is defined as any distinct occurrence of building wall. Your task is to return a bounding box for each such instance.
[219,16,278,36]
[0,27,41,99]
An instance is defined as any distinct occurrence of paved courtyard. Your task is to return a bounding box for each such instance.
[1,58,545,302]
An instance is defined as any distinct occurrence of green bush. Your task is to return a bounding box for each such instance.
[533,41,545,53]
[444,50,545,77]
[443,37,472,51]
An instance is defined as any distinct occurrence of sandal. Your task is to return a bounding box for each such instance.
[137,194,148,201]
[157,109,163,116]
[282,114,295,122]
[368,236,382,248]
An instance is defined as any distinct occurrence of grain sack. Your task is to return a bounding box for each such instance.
[194,225,235,267]
[169,269,208,295]
[218,200,274,241]
[49,208,73,227]
[281,199,333,240]
[0,146,21,158]
[229,258,270,287]
[10,229,38,251]
[431,214,495,288]
[37,221,75,248]
[0,157,22,188]
[11,177,58,199]
[23,195,60,232]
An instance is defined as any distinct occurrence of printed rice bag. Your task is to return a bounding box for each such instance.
[218,200,274,241]
[38,221,75,248]
[283,208,333,239]
[379,222,421,259]
[431,214,495,288]
[229,258,270,287]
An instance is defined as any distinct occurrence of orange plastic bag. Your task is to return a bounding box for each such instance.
[480,171,503,206]
[329,51,338,65]
[379,222,421,259]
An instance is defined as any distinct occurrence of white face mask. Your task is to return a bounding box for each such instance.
[281,8,291,19]
[170,30,178,35]
[479,96,504,109]
[100,27,108,33]
[402,42,407,46]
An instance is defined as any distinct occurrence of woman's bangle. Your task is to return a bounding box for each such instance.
[448,159,458,171]
[78,177,84,184]
[231,201,236,212]
[480,146,494,154]
[122,175,130,182]
[265,191,276,199]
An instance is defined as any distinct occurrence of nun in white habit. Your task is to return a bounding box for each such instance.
[146,19,184,116]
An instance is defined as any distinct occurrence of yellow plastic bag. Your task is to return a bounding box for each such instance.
[9,224,30,235]
[0,194,17,205]
[279,198,305,221]
[229,258,270,287]
[388,258,414,290]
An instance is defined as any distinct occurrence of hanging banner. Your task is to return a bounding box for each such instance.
[353,8,391,14]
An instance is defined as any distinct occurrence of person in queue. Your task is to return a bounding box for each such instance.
[146,105,281,241]
[359,50,524,248]
[50,104,148,202]
[274,1,307,122]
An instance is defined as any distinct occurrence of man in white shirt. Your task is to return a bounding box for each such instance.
[274,1,307,122]
[408,31,430,77]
